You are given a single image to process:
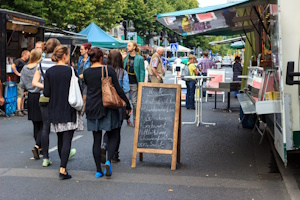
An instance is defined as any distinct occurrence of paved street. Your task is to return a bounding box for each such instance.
[0,71,290,200]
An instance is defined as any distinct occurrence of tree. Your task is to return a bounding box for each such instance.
[91,0,127,31]
[1,0,126,32]
[1,0,47,19]
[121,0,155,36]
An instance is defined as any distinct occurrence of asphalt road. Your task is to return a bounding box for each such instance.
[0,71,290,200]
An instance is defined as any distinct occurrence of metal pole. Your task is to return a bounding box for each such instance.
[164,39,167,58]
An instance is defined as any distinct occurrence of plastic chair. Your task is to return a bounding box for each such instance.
[206,69,225,102]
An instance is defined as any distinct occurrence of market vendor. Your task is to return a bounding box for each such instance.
[11,50,30,117]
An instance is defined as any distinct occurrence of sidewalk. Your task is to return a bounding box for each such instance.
[0,93,294,199]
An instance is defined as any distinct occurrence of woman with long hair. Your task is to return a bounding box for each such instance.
[43,45,83,179]
[20,49,43,159]
[101,49,130,163]
[83,47,132,178]
[32,39,76,167]
[78,43,92,115]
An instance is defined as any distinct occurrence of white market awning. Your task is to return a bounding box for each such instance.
[209,36,246,46]
[165,45,192,53]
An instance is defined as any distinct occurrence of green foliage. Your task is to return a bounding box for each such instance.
[0,0,235,55]
[1,0,126,31]
[1,0,47,19]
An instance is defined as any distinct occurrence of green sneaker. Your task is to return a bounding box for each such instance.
[69,148,76,159]
[42,159,52,167]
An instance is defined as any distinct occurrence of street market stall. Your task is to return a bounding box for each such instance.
[0,9,45,83]
[157,0,300,166]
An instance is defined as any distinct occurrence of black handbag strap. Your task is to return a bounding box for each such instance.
[39,63,45,78]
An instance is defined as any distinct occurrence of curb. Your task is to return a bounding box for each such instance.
[267,132,300,200]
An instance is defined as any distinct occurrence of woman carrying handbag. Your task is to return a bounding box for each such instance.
[83,47,132,178]
[43,46,83,180]
[101,49,130,163]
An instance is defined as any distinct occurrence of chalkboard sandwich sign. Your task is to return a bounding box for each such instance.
[131,83,181,170]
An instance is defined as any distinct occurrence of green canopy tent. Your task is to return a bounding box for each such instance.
[231,41,245,49]
[79,22,127,49]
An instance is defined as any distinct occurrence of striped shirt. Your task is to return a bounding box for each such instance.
[37,53,56,82]
[36,53,56,95]
[197,57,216,73]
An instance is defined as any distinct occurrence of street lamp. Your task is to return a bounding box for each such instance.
[119,20,135,40]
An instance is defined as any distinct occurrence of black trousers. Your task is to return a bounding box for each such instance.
[103,122,122,154]
[40,105,51,159]
[33,121,43,148]
[93,128,119,172]
[57,130,74,168]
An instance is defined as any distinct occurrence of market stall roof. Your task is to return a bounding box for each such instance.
[156,0,275,36]
[79,22,127,49]
[44,32,88,46]
[165,45,192,53]
[157,0,249,18]
[209,36,246,45]
[230,41,245,49]
[0,9,45,25]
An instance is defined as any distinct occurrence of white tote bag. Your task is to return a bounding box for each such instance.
[68,67,83,111]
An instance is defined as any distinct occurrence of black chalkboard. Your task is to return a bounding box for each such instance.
[137,87,177,150]
[132,83,181,170]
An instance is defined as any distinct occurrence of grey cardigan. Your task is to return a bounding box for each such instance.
[20,65,42,93]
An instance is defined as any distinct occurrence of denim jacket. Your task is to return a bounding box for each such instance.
[118,70,130,93]
[78,56,92,74]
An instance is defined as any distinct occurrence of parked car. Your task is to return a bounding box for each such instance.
[180,57,188,65]
[169,56,177,68]
[162,57,171,70]
[215,56,222,62]
[221,56,232,67]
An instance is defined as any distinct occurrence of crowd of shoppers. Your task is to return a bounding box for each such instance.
[14,38,175,180]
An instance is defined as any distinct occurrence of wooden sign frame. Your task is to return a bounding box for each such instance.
[131,82,181,170]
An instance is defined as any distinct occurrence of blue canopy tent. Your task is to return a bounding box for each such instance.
[79,22,127,49]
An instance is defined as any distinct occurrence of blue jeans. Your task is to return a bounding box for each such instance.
[186,80,196,109]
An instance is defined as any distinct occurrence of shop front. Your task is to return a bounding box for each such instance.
[0,9,45,83]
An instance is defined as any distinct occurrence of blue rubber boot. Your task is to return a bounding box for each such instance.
[95,172,103,178]
[104,161,112,177]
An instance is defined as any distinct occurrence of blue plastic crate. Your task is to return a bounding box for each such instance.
[4,82,17,116]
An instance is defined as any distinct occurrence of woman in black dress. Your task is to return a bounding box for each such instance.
[20,49,43,159]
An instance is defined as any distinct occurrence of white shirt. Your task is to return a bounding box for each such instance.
[174,58,182,65]
[144,60,149,82]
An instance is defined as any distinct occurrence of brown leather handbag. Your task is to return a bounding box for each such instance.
[101,65,126,109]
